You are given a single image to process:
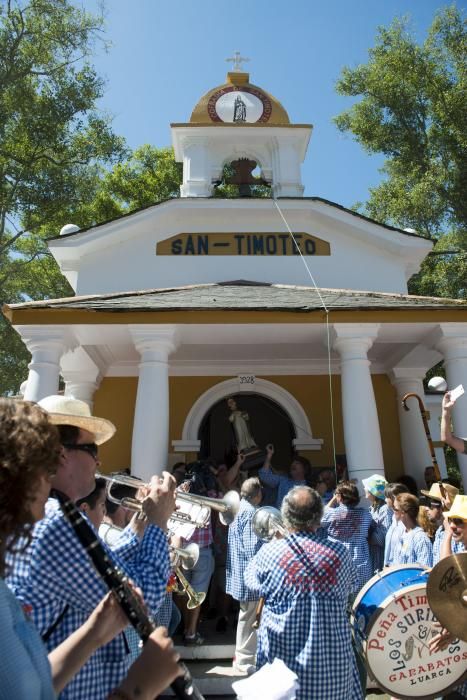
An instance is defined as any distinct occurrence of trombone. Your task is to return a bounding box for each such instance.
[96,471,240,528]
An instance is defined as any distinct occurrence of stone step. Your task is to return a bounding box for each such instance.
[176,641,235,661]
[162,659,245,697]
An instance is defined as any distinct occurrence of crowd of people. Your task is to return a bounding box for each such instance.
[0,388,466,699]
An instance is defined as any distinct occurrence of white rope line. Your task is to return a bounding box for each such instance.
[272,198,337,471]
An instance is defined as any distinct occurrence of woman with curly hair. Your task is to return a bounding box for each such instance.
[0,399,181,699]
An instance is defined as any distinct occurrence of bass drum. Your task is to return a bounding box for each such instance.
[352,567,467,699]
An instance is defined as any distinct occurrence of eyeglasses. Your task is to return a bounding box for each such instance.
[448,517,466,527]
[63,443,99,461]
[430,502,442,509]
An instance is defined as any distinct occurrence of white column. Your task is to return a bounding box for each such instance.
[435,324,467,488]
[425,394,448,479]
[130,326,179,481]
[180,138,212,197]
[333,324,384,487]
[20,327,68,402]
[62,371,100,410]
[389,369,433,488]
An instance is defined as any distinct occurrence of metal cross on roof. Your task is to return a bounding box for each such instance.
[226,51,250,72]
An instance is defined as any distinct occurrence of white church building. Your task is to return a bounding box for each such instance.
[4,66,467,489]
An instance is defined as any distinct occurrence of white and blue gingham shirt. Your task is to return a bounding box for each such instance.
[368,502,392,572]
[321,504,373,591]
[391,525,433,568]
[0,578,54,700]
[258,467,306,509]
[7,498,169,700]
[226,499,263,602]
[432,525,465,563]
[245,531,363,700]
[384,517,405,566]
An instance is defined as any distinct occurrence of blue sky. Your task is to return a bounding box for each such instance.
[87,0,453,209]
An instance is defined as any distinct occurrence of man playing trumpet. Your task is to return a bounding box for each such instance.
[245,486,363,700]
[7,395,176,700]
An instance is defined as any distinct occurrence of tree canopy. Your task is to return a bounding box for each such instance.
[334,5,466,298]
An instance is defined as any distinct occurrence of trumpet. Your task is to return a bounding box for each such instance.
[169,543,199,570]
[252,506,288,541]
[173,567,206,609]
[96,472,240,528]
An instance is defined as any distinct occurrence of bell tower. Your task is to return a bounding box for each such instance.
[171,60,312,198]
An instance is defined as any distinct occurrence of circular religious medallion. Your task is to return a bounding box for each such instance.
[364,584,467,699]
[207,86,272,123]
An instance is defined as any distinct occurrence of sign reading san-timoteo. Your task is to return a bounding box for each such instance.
[156,232,331,256]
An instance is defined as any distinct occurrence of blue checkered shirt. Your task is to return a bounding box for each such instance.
[321,504,373,591]
[384,517,405,566]
[244,532,363,700]
[258,467,306,509]
[0,579,55,699]
[391,525,433,567]
[226,499,263,602]
[368,503,392,572]
[7,498,169,700]
[432,525,465,563]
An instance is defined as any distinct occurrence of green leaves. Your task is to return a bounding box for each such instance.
[334,6,466,299]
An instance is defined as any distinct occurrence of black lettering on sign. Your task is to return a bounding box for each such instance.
[185,235,195,255]
[171,239,182,255]
[305,238,316,254]
[234,234,244,254]
[266,235,277,254]
[198,236,209,255]
[252,236,264,255]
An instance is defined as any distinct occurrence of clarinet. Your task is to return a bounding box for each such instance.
[56,493,205,700]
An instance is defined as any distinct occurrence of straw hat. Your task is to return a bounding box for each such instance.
[420,482,459,502]
[446,495,467,522]
[362,474,388,500]
[38,395,116,445]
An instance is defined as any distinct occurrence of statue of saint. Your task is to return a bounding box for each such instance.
[233,94,247,122]
[226,396,257,452]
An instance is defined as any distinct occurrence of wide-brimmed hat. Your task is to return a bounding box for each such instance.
[38,395,116,445]
[446,495,467,522]
[420,482,459,503]
[362,474,388,499]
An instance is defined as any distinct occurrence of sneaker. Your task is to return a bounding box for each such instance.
[184,632,204,646]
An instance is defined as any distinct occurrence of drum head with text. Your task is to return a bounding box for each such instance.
[364,584,467,699]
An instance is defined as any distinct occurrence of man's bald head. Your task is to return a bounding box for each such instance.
[281,486,323,532]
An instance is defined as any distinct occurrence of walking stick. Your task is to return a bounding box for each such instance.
[401,392,442,483]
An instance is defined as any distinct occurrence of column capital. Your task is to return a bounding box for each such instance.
[16,325,73,356]
[129,325,180,360]
[433,323,467,360]
[389,367,427,385]
[332,323,380,358]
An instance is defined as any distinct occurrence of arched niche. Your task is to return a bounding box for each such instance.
[172,377,323,453]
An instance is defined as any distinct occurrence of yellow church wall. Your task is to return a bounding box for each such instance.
[93,377,138,473]
[92,373,403,480]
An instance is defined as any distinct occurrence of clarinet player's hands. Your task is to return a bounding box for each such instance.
[109,627,182,700]
[142,471,177,531]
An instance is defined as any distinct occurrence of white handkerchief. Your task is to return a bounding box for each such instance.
[232,658,299,700]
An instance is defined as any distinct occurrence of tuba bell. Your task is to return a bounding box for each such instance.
[252,506,288,541]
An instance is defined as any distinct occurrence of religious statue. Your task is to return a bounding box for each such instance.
[233,94,247,122]
[226,396,257,451]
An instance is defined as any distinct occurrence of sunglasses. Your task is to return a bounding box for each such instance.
[448,517,466,527]
[63,443,99,460]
